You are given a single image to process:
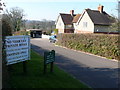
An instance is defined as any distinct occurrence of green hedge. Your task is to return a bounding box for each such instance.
[13,31,30,35]
[57,33,120,60]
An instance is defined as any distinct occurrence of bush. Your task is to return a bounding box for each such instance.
[54,29,58,35]
[13,31,30,35]
[57,33,120,60]
[2,19,12,37]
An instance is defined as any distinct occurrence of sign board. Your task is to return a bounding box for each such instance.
[44,50,55,64]
[4,35,30,65]
[44,50,55,74]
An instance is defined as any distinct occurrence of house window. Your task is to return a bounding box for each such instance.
[67,25,72,28]
[83,22,87,27]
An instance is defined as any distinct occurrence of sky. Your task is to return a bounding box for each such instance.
[3,0,119,21]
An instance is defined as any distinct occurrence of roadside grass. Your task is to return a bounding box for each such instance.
[8,50,91,88]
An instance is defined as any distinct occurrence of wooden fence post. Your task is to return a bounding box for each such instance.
[44,52,47,74]
[23,61,27,73]
[50,62,53,72]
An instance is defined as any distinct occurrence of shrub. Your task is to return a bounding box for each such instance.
[13,31,30,35]
[54,29,58,35]
[2,18,12,37]
[57,33,120,60]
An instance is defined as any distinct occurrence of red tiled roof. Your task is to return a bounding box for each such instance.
[72,14,81,23]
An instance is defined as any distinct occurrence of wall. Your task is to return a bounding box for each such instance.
[94,25,108,32]
[94,25,118,33]
[64,24,74,33]
[75,11,94,33]
[56,15,65,33]
[42,34,50,39]
[65,25,74,29]
[73,23,78,32]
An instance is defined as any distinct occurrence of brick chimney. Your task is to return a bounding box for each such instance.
[70,10,74,16]
[98,5,104,13]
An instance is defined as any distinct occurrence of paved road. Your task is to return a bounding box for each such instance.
[31,38,119,89]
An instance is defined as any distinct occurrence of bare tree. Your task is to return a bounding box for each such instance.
[0,0,5,13]
[25,19,55,32]
[5,7,25,33]
[109,1,120,33]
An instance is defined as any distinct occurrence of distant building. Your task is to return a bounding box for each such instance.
[55,10,81,33]
[56,5,117,34]
[75,5,116,34]
[28,29,42,38]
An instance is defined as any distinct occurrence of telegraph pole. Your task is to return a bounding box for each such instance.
[0,0,9,89]
[0,0,3,89]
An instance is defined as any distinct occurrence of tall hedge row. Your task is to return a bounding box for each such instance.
[57,33,120,60]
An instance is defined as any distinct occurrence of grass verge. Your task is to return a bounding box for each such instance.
[8,50,91,88]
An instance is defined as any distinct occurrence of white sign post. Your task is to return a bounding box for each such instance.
[4,35,30,65]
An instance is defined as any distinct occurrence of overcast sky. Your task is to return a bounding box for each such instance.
[3,0,119,21]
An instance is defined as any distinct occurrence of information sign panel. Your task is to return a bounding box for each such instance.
[4,35,30,65]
